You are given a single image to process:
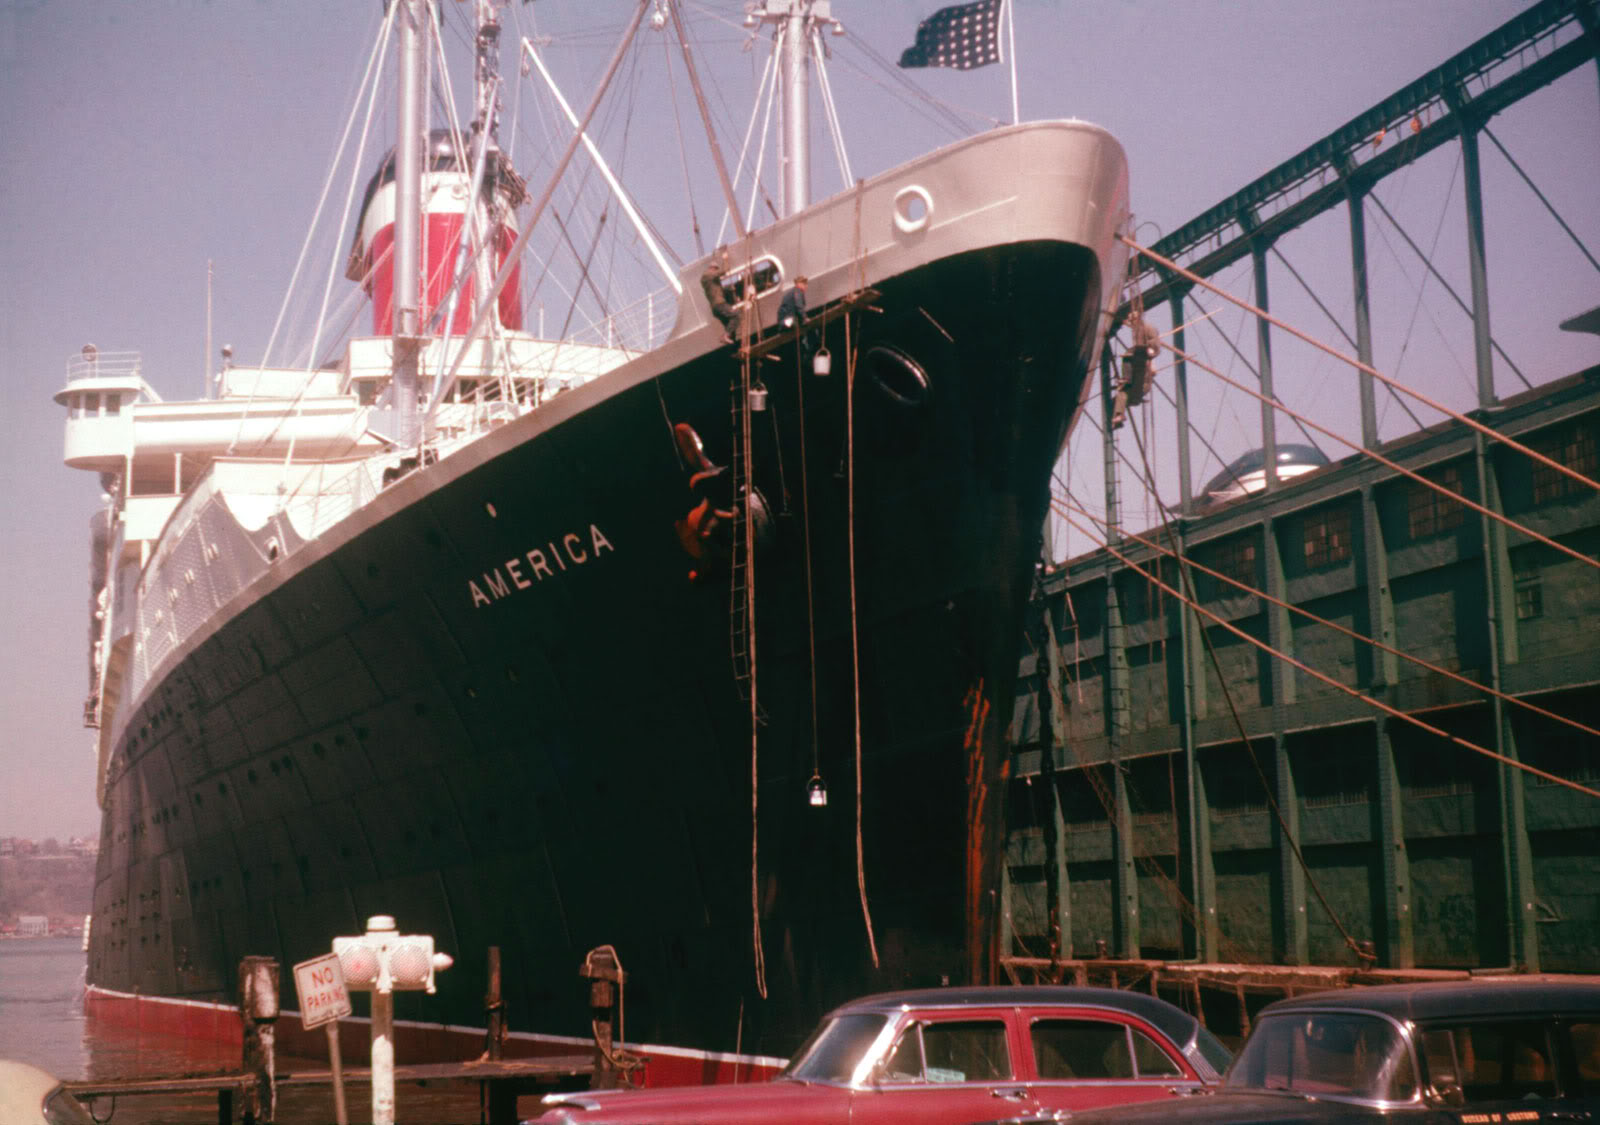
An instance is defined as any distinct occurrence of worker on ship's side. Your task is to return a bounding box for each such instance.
[776,274,814,357]
[701,248,737,343]
[777,274,807,329]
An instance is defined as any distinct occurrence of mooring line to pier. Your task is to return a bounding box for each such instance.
[1052,498,1600,804]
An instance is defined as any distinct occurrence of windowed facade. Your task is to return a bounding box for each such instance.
[1205,534,1258,597]
[1303,505,1352,569]
[1530,421,1598,504]
[1513,546,1543,621]
[1407,464,1466,539]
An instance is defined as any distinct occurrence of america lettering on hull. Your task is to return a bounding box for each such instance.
[468,523,615,608]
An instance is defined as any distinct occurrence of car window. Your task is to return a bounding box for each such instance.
[1132,1027,1184,1077]
[783,1012,889,1082]
[1226,1012,1415,1101]
[1191,1024,1234,1079]
[885,1020,1009,1083]
[1033,1019,1133,1079]
[1573,1023,1600,1086]
[881,1025,925,1082]
[1418,1021,1558,1102]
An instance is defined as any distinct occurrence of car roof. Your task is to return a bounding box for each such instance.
[828,986,1199,1046]
[1257,976,1600,1023]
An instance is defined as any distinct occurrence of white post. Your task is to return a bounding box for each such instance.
[1006,0,1019,125]
[326,1023,349,1125]
[372,986,395,1125]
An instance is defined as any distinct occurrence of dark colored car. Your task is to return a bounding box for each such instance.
[530,985,1232,1124]
[1069,976,1600,1124]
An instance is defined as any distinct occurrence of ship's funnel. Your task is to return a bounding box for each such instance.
[347,129,527,337]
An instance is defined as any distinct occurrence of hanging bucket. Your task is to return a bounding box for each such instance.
[749,382,769,412]
[812,347,832,377]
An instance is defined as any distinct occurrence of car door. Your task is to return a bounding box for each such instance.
[1022,1007,1206,1117]
[848,1007,1032,1125]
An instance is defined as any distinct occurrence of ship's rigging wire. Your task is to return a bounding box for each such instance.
[1076,412,1600,749]
[270,8,400,478]
[669,0,748,242]
[1483,125,1600,274]
[1264,243,1425,435]
[707,32,775,250]
[1366,186,1532,394]
[1022,617,1255,967]
[1167,334,1600,576]
[1062,315,1600,758]
[1124,236,1600,506]
[1367,154,1495,403]
[843,32,995,136]
[1113,412,1369,958]
[230,3,397,454]
[811,28,855,189]
[434,0,652,410]
[740,25,782,237]
[1183,290,1326,459]
[1053,494,1600,808]
[661,35,707,259]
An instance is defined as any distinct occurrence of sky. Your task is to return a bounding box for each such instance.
[1,0,1595,841]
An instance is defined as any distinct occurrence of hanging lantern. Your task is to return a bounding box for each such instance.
[749,380,769,412]
[812,347,831,376]
[806,774,828,807]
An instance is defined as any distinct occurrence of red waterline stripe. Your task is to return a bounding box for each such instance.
[82,986,786,1087]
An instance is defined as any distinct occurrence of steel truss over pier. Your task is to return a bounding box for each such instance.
[1005,0,1600,1006]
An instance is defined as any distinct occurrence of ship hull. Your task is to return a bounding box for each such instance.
[87,236,1103,1068]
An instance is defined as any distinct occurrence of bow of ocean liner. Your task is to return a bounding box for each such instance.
[63,0,1129,1071]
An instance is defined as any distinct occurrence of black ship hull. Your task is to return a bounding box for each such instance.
[87,239,1102,1063]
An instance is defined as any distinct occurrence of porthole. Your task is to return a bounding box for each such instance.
[893,185,933,234]
[866,345,931,408]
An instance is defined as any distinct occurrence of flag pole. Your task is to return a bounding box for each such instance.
[1006,0,1019,124]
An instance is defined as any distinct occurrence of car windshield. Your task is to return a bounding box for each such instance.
[1226,1012,1417,1102]
[782,1013,890,1083]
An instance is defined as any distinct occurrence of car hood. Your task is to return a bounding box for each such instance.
[1068,1090,1372,1124]
[530,1077,849,1123]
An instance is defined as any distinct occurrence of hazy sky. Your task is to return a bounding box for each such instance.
[1,0,1595,841]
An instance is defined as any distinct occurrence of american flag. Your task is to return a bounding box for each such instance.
[897,0,1004,71]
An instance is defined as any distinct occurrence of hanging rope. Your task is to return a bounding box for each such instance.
[736,264,768,1000]
[796,332,822,791]
[845,306,880,970]
[844,184,880,970]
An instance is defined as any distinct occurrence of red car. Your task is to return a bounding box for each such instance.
[532,985,1232,1124]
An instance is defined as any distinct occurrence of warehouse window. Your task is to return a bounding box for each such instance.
[1207,534,1258,596]
[1530,422,1598,504]
[1303,506,1352,569]
[1407,465,1465,539]
[1512,547,1542,621]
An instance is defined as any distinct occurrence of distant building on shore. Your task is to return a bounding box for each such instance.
[17,915,49,937]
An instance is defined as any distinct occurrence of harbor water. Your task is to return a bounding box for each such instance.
[0,937,510,1123]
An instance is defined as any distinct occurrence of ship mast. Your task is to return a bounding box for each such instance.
[393,0,430,448]
[749,0,836,218]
